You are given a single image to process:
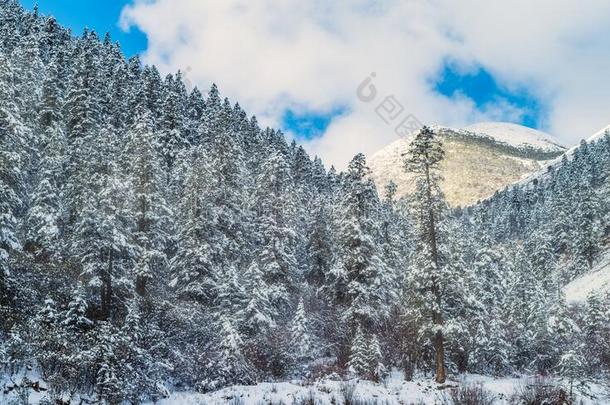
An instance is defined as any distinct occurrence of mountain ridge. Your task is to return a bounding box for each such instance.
[368,122,566,207]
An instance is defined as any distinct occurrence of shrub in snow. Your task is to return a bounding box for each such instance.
[340,380,357,404]
[294,388,318,405]
[510,378,570,405]
[227,397,245,405]
[441,384,495,405]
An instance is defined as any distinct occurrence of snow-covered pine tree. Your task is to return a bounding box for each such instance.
[201,317,254,392]
[582,292,609,373]
[216,264,246,322]
[291,298,312,362]
[94,322,125,404]
[158,72,188,172]
[437,217,477,374]
[62,288,93,332]
[571,181,602,276]
[0,52,25,284]
[557,349,587,398]
[403,126,447,383]
[368,334,386,382]
[73,124,135,319]
[471,310,510,376]
[252,150,297,316]
[12,25,44,125]
[118,297,167,402]
[240,261,276,336]
[124,106,171,296]
[347,325,369,378]
[172,146,213,298]
[547,290,579,360]
[24,55,66,257]
[347,326,386,381]
[304,201,333,287]
[328,153,392,334]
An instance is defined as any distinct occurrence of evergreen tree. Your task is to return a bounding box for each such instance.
[328,153,392,333]
[291,299,312,362]
[557,350,587,398]
[240,261,276,336]
[582,292,608,372]
[304,201,333,287]
[403,126,447,383]
[368,334,386,382]
[0,52,24,279]
[24,67,66,257]
[172,147,216,302]
[200,318,254,392]
[124,108,171,296]
[252,151,297,316]
[62,289,93,332]
[347,325,369,377]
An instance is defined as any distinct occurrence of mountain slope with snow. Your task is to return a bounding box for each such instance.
[368,122,566,207]
[464,122,565,152]
[564,250,610,303]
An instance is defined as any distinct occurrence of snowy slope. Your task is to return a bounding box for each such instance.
[564,250,610,303]
[464,122,565,152]
[368,122,565,207]
[514,124,610,188]
[560,124,610,158]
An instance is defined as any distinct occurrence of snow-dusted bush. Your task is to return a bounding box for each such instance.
[510,378,570,405]
[442,383,495,405]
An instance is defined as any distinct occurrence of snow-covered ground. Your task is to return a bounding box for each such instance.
[2,369,607,404]
[152,371,607,405]
[565,250,610,303]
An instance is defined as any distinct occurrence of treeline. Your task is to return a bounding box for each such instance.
[0,1,609,403]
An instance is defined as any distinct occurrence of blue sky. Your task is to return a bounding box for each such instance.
[20,0,147,57]
[432,61,545,129]
[281,107,349,140]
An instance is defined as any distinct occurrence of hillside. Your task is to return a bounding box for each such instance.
[564,250,610,303]
[368,122,566,207]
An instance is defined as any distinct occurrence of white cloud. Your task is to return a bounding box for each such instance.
[121,0,610,169]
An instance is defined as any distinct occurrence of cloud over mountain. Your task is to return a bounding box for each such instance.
[121,0,610,168]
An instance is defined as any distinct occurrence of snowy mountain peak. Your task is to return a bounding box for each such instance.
[369,122,566,207]
[463,122,565,153]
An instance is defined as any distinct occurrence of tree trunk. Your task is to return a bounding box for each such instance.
[135,275,146,296]
[101,249,113,319]
[433,314,446,383]
[424,161,446,384]
[135,193,149,297]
